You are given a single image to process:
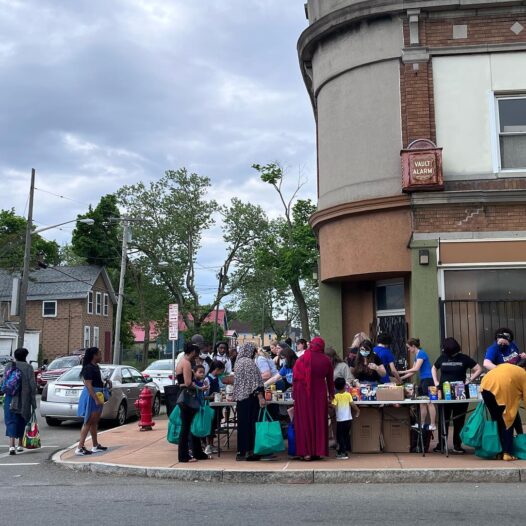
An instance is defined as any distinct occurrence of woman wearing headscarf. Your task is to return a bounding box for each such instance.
[293,336,334,460]
[233,342,266,461]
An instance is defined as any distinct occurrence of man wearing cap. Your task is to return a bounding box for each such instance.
[483,328,525,370]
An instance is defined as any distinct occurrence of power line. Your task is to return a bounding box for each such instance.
[34,187,90,207]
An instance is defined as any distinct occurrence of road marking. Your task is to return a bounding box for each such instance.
[0,462,40,466]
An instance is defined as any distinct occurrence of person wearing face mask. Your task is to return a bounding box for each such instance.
[351,340,387,385]
[213,341,232,375]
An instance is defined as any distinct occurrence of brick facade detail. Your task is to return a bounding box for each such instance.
[413,204,526,233]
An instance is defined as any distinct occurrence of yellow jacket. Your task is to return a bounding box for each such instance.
[481,364,526,429]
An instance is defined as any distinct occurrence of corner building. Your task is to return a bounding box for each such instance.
[300,0,526,363]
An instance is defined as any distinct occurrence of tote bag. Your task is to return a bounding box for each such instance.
[191,401,215,438]
[22,410,41,450]
[254,408,285,456]
[513,434,526,460]
[287,422,296,457]
[460,402,485,448]
[167,405,182,445]
[475,420,502,459]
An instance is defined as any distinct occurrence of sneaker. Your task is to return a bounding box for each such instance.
[9,447,15,456]
[16,446,24,453]
[451,447,466,455]
[428,425,437,431]
[433,445,443,453]
[91,444,108,453]
[204,445,213,455]
[411,423,420,429]
[336,453,349,460]
[75,447,93,456]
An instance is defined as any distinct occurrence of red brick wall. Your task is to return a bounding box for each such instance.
[413,204,526,233]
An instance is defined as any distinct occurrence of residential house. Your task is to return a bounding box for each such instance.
[0,265,116,362]
[230,319,300,348]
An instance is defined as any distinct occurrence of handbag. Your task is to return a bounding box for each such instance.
[287,422,296,457]
[254,408,285,456]
[191,401,215,438]
[475,420,502,459]
[512,434,526,460]
[177,387,200,410]
[22,410,41,450]
[167,405,182,445]
[460,402,485,448]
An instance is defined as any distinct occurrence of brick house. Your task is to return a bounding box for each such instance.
[300,1,526,363]
[0,265,116,362]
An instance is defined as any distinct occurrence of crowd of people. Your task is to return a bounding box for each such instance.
[3,326,526,463]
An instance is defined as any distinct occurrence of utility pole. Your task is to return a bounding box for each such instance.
[17,168,36,349]
[212,268,223,352]
[113,219,129,364]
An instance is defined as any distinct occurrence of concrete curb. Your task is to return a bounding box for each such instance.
[52,449,525,483]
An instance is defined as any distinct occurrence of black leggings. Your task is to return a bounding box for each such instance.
[481,390,514,454]
[336,420,351,455]
[441,403,468,449]
[236,395,260,457]
[178,404,204,462]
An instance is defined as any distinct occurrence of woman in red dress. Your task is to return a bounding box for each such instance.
[293,337,334,460]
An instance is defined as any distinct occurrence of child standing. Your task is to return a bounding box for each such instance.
[204,360,225,455]
[332,377,360,460]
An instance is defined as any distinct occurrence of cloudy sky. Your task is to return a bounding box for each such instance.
[0,0,316,299]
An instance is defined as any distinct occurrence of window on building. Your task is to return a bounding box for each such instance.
[42,301,57,317]
[93,326,100,347]
[376,281,405,312]
[96,292,102,315]
[87,291,93,314]
[84,326,91,348]
[497,96,526,170]
[103,293,109,316]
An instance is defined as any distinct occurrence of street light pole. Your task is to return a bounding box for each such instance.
[17,169,36,349]
[113,219,129,364]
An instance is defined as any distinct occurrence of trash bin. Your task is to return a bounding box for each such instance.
[164,385,180,418]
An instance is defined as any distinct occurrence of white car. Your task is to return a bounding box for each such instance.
[141,359,177,395]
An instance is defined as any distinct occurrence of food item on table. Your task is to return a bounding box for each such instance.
[468,383,479,399]
[443,381,452,400]
[428,385,438,400]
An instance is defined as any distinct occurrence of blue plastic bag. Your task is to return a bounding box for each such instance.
[287,422,296,457]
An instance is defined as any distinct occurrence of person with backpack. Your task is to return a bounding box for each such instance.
[2,348,37,455]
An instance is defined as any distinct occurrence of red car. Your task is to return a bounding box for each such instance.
[36,352,85,393]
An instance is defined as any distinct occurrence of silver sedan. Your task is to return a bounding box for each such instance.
[39,364,161,427]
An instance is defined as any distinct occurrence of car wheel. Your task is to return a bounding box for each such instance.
[115,402,127,426]
[45,417,62,427]
[152,394,161,416]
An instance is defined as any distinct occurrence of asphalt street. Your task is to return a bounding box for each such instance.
[1,398,525,525]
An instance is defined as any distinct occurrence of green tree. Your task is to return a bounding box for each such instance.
[58,243,87,266]
[252,163,319,340]
[117,168,267,331]
[184,323,224,346]
[0,208,60,271]
[71,194,121,269]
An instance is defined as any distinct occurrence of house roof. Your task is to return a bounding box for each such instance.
[0,265,117,303]
[131,322,160,342]
[230,319,254,334]
[177,309,228,332]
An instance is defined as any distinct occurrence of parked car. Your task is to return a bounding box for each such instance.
[37,353,84,392]
[141,359,176,395]
[39,364,161,426]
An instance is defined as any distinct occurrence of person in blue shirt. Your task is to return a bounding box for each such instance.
[264,347,297,391]
[373,333,401,384]
[401,338,436,431]
[483,328,525,370]
[204,360,226,456]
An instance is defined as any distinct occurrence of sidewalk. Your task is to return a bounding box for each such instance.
[54,416,526,483]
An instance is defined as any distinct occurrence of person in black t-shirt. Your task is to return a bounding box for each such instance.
[431,338,483,454]
[351,340,387,384]
[76,347,110,456]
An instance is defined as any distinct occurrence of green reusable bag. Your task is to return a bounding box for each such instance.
[167,405,182,445]
[191,401,215,438]
[254,408,285,456]
[460,402,485,448]
[512,434,526,460]
[475,420,502,459]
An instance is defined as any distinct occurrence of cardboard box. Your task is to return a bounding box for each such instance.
[351,407,382,453]
[382,407,411,453]
[376,385,405,402]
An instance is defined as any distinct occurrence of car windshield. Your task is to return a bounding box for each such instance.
[48,356,80,370]
[58,366,115,382]
[146,361,173,371]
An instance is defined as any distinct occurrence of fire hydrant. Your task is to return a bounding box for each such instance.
[135,386,155,431]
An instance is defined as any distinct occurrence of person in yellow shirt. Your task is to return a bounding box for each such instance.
[332,377,360,459]
[480,361,526,461]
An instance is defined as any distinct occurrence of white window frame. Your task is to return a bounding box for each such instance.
[87,291,93,314]
[494,93,526,173]
[95,292,102,315]
[42,300,57,318]
[103,293,109,316]
[84,326,91,348]
[93,326,100,347]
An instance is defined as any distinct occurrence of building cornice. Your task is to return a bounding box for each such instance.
[411,189,526,206]
[309,194,411,230]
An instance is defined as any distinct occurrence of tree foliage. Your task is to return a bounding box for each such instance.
[71,194,121,269]
[0,208,60,271]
